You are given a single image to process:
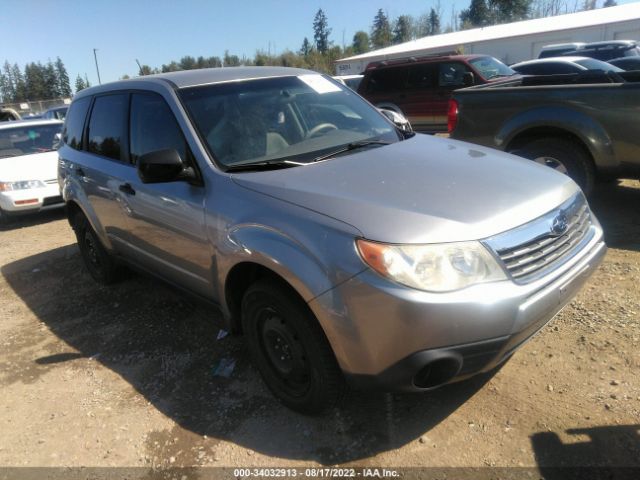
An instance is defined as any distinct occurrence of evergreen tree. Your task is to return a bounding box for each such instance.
[352,31,370,54]
[2,61,15,102]
[300,37,312,57]
[179,56,197,70]
[44,60,59,99]
[55,57,72,97]
[75,74,87,93]
[603,0,617,6]
[12,64,26,102]
[460,0,490,28]
[393,15,413,44]
[371,9,392,49]
[24,62,47,100]
[489,0,531,23]
[313,9,332,54]
[428,8,441,35]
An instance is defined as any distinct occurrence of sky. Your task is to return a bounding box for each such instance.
[2,0,639,85]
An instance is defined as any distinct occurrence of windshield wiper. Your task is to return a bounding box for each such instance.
[225,159,305,173]
[312,140,391,163]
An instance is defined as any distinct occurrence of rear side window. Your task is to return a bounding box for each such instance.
[62,97,91,150]
[87,94,128,161]
[407,64,436,89]
[129,92,187,165]
[366,67,408,94]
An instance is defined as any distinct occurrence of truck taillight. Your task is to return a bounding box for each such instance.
[447,99,458,133]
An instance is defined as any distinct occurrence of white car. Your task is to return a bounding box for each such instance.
[0,119,64,223]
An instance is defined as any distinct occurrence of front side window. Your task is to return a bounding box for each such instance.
[180,75,399,168]
[438,62,472,87]
[468,56,515,80]
[366,67,408,93]
[0,123,63,158]
[87,94,127,161]
[63,97,91,150]
[129,92,188,165]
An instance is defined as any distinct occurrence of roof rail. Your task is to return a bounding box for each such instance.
[366,50,460,69]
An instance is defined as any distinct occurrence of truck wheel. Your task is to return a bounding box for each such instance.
[73,212,121,285]
[241,280,345,414]
[512,138,595,195]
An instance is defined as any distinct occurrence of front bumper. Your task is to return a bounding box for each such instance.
[309,226,606,392]
[0,183,63,215]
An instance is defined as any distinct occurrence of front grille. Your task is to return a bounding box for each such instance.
[485,194,594,284]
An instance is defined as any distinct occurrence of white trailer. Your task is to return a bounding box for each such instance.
[335,3,640,74]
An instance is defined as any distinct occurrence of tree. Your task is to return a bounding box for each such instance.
[352,31,370,54]
[460,0,490,28]
[2,61,15,102]
[489,0,532,23]
[393,15,413,44]
[12,64,26,102]
[44,60,59,99]
[55,57,72,97]
[313,9,332,54]
[223,51,241,66]
[138,65,155,76]
[75,74,87,93]
[371,9,392,49]
[300,37,312,57]
[161,61,181,72]
[428,8,441,35]
[24,62,47,100]
[179,56,197,70]
[603,0,617,6]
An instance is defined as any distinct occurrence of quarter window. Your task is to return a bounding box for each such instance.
[87,94,127,161]
[62,97,91,150]
[129,92,187,164]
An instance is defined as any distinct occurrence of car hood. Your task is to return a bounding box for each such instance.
[231,135,579,244]
[0,151,59,183]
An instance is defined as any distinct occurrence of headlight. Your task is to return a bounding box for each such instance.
[356,239,507,292]
[0,180,46,191]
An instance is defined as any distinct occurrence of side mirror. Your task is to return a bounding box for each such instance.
[137,148,196,184]
[52,132,62,150]
[462,72,475,87]
[379,108,413,134]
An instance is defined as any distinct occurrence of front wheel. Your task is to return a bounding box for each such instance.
[241,280,345,414]
[511,138,595,195]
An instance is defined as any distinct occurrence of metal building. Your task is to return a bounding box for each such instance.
[335,3,640,74]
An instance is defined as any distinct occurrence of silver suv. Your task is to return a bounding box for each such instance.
[58,67,606,413]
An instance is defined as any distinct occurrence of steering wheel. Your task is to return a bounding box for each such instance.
[307,123,338,138]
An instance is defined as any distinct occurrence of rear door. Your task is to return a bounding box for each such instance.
[61,93,133,250]
[402,63,438,131]
[117,91,213,298]
[432,62,474,131]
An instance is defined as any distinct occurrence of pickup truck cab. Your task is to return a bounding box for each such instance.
[59,67,605,413]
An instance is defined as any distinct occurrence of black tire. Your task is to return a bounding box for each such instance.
[73,212,121,285]
[241,280,345,414]
[511,138,595,195]
[0,208,9,226]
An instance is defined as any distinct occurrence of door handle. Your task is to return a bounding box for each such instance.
[119,183,136,196]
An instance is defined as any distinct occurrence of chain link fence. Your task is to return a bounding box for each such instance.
[1,97,72,118]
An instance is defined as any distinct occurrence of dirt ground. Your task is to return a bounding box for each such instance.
[0,180,639,478]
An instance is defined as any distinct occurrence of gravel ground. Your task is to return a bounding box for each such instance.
[0,180,638,477]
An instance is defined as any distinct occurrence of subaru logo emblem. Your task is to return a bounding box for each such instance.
[551,212,568,236]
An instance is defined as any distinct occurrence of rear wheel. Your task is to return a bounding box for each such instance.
[241,280,345,414]
[73,212,121,284]
[511,138,595,195]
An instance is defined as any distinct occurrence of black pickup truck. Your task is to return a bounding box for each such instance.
[449,71,640,194]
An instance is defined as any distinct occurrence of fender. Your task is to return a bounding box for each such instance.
[496,106,617,168]
[60,168,114,251]
[221,223,349,306]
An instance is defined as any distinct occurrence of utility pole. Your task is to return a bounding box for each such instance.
[93,48,101,84]
[135,59,143,76]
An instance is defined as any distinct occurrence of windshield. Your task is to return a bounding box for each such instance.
[0,123,62,158]
[469,56,516,79]
[179,75,399,168]
[575,58,623,72]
